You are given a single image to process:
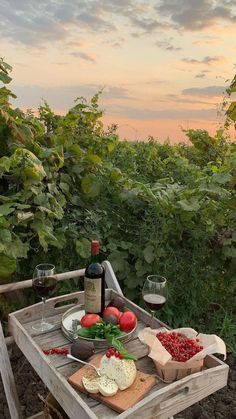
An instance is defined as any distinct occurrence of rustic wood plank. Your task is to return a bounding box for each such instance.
[117,363,229,419]
[27,412,44,419]
[103,261,123,295]
[0,321,23,419]
[34,328,70,348]
[13,289,112,323]
[91,403,118,419]
[0,268,85,294]
[5,335,14,346]
[12,291,85,323]
[8,315,98,419]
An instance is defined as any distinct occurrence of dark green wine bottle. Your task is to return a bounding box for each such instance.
[84,240,105,315]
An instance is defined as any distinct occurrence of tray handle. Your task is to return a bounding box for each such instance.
[46,291,84,311]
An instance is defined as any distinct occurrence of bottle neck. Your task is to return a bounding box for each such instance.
[91,253,99,263]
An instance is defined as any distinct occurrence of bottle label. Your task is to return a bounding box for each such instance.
[84,276,102,313]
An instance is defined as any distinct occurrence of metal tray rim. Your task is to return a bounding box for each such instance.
[61,304,137,346]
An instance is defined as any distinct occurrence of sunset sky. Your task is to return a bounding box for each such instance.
[1,0,236,142]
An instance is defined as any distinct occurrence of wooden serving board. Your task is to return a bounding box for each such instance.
[68,354,157,413]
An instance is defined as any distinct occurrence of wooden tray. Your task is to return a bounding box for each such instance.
[8,262,229,419]
[68,354,156,413]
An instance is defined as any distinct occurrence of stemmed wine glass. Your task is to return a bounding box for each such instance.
[32,264,57,332]
[142,275,167,328]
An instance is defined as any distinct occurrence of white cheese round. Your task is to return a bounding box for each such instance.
[100,355,137,390]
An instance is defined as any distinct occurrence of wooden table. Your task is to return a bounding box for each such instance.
[7,261,229,419]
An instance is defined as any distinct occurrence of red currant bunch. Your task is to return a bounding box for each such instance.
[43,347,69,356]
[156,331,203,362]
[105,347,124,359]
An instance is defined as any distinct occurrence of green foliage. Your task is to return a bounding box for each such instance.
[0,58,235,352]
[225,74,236,130]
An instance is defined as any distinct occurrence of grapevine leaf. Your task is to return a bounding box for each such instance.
[0,254,16,277]
[177,199,200,212]
[143,245,155,264]
[81,174,101,197]
[0,72,12,84]
[76,238,91,258]
[0,204,15,216]
[86,153,102,164]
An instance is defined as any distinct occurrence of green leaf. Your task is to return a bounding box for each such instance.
[76,238,91,258]
[198,183,229,196]
[59,182,70,194]
[0,229,12,242]
[212,172,232,185]
[0,72,12,84]
[110,168,122,180]
[178,198,200,212]
[0,156,11,174]
[81,174,101,197]
[0,254,16,277]
[0,204,15,216]
[7,238,29,259]
[86,154,102,164]
[77,327,92,337]
[223,246,236,258]
[110,337,137,361]
[143,245,155,264]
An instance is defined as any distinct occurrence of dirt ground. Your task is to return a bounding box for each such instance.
[0,345,235,419]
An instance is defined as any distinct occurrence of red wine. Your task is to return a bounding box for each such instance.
[143,294,166,310]
[33,276,57,298]
[84,240,105,315]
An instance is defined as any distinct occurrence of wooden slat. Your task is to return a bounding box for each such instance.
[5,335,14,346]
[12,289,112,323]
[0,321,23,419]
[0,268,85,294]
[103,261,123,295]
[27,412,44,419]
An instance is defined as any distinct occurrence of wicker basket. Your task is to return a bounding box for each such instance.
[153,357,204,383]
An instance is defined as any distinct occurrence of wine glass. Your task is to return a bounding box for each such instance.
[32,264,57,332]
[142,275,167,328]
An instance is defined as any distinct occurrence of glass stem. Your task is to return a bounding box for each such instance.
[41,297,46,324]
[150,310,155,328]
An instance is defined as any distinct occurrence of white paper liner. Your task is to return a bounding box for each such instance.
[138,327,226,367]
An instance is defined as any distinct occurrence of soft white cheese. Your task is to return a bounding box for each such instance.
[97,375,118,397]
[82,374,100,394]
[100,355,137,390]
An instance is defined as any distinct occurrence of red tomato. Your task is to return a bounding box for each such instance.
[103,306,121,320]
[119,311,137,332]
[80,314,101,328]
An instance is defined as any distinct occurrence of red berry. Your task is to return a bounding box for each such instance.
[156,331,203,362]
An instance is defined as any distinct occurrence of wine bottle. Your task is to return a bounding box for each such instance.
[84,240,105,315]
